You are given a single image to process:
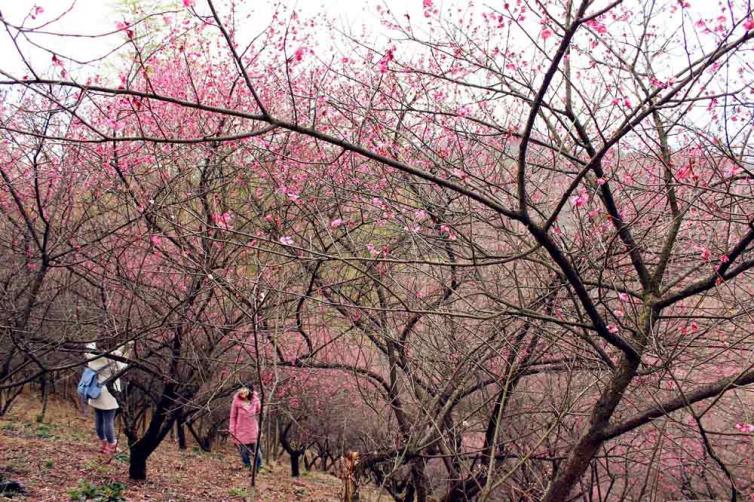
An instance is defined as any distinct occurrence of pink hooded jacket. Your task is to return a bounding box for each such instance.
[229,391,261,445]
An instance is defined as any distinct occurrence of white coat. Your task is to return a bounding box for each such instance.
[84,342,130,410]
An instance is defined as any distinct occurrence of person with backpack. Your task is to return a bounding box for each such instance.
[229,384,262,471]
[82,341,132,456]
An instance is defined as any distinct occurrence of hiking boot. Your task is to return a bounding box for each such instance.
[98,439,108,453]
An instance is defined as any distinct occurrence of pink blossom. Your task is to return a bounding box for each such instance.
[719,254,730,264]
[115,21,134,39]
[292,47,306,62]
[330,218,344,228]
[279,236,294,246]
[182,0,195,7]
[367,243,380,256]
[618,292,629,302]
[725,164,742,177]
[212,212,233,230]
[540,28,553,40]
[571,189,589,208]
[452,168,468,180]
[150,235,163,247]
[607,323,619,334]
[649,76,670,89]
[699,247,711,261]
[440,224,457,241]
[677,163,693,180]
[378,48,395,74]
[585,19,607,35]
[423,0,434,17]
[744,18,754,31]
[735,423,754,433]
[596,177,606,186]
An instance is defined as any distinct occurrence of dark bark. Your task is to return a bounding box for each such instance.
[127,383,179,480]
[290,451,302,477]
[176,412,187,450]
[186,421,213,452]
[129,451,148,480]
[542,355,641,502]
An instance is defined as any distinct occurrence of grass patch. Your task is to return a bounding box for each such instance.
[35,423,55,439]
[68,479,127,501]
[228,486,249,498]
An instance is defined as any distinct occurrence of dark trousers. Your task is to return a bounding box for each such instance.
[94,409,117,443]
[238,443,262,469]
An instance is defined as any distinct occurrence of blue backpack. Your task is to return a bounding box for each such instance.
[77,367,102,400]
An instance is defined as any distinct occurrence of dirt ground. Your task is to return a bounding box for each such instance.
[0,394,350,501]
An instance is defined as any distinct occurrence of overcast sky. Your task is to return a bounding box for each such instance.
[1,0,733,76]
[0,0,429,78]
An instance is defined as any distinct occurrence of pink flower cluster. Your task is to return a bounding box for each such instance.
[735,423,754,433]
[212,212,233,230]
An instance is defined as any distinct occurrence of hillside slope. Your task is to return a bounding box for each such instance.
[1,394,345,501]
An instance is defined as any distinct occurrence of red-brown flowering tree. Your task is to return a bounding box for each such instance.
[1,0,754,499]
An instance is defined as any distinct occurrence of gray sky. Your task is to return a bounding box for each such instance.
[0,0,732,78]
[0,0,424,78]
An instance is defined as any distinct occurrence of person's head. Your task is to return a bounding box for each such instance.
[237,386,251,400]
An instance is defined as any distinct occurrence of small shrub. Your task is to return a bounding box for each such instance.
[228,487,249,498]
[35,424,54,439]
[81,459,108,474]
[68,479,126,501]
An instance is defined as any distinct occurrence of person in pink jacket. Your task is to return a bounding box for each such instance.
[229,385,262,470]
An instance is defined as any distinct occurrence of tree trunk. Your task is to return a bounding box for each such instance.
[321,454,330,472]
[37,376,49,423]
[176,413,187,450]
[129,451,148,480]
[542,355,641,502]
[186,421,211,452]
[291,451,302,477]
[409,459,430,502]
[126,388,178,480]
[304,452,317,471]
